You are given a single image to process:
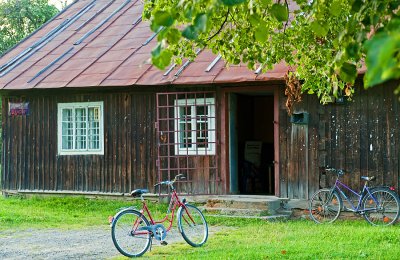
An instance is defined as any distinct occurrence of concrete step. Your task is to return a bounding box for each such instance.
[204,195,284,216]
[201,207,269,217]
[206,199,270,211]
[204,213,291,221]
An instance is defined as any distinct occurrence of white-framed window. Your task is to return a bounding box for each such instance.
[57,101,104,155]
[174,98,216,155]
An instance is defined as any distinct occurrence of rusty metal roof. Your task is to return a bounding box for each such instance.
[0,0,288,90]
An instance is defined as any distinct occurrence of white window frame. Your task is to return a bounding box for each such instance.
[57,101,104,155]
[174,98,216,155]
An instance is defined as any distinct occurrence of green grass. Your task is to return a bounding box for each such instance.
[143,217,400,259]
[0,195,167,230]
[2,196,400,259]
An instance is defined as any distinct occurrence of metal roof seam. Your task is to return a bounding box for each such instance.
[131,57,157,85]
[74,0,131,45]
[205,54,222,72]
[68,15,143,86]
[255,64,263,75]
[132,16,142,26]
[97,45,143,86]
[76,0,116,31]
[211,60,227,83]
[173,48,203,79]
[163,63,176,76]
[28,47,74,83]
[142,26,164,46]
[1,1,98,89]
[40,0,139,88]
[0,0,78,61]
[0,19,70,73]
[0,20,71,76]
[0,0,97,78]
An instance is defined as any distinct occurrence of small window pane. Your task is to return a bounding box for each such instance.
[179,107,192,148]
[61,109,73,149]
[75,108,87,150]
[88,107,100,149]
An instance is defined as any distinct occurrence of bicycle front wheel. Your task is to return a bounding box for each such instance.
[309,188,342,224]
[178,204,208,247]
[362,188,400,226]
[111,209,151,257]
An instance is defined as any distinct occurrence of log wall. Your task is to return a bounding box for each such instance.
[279,82,400,199]
[2,91,157,193]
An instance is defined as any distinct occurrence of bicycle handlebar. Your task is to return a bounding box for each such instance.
[154,174,186,188]
[324,167,346,175]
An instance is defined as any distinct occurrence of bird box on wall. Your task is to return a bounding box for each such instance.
[290,112,309,125]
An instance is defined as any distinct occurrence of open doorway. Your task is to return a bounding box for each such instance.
[233,93,275,195]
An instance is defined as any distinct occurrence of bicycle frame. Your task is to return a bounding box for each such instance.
[333,178,379,213]
[141,190,184,231]
[131,188,195,238]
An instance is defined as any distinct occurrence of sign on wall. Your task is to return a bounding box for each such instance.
[8,102,30,116]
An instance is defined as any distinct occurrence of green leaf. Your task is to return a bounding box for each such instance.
[220,0,247,6]
[151,43,162,57]
[165,28,181,45]
[330,1,341,16]
[255,25,268,43]
[345,42,359,58]
[194,13,207,32]
[271,3,288,22]
[150,21,161,32]
[310,21,328,37]
[260,0,272,8]
[338,62,357,83]
[249,14,261,27]
[386,18,400,32]
[351,0,362,13]
[364,30,400,87]
[182,25,198,40]
[152,49,173,69]
[153,11,174,27]
[370,14,379,26]
[184,6,194,19]
[389,0,400,9]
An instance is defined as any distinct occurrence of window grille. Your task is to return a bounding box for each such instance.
[156,92,221,194]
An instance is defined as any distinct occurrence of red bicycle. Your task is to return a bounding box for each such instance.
[110,174,208,257]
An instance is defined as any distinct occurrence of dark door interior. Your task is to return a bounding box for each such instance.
[236,94,275,195]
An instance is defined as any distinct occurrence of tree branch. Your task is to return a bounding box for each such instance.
[207,9,230,42]
[282,0,289,51]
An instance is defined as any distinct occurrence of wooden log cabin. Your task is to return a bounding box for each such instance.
[0,0,399,199]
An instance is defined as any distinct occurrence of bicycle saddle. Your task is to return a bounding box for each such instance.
[361,176,376,181]
[130,189,149,197]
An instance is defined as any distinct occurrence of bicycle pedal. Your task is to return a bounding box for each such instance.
[160,241,168,246]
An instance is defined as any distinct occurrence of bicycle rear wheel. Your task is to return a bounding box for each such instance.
[362,188,400,226]
[111,209,151,257]
[309,188,342,224]
[178,204,208,247]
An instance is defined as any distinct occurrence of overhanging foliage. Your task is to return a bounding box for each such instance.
[143,0,400,103]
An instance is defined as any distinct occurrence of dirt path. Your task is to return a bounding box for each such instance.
[0,225,225,259]
[0,226,120,260]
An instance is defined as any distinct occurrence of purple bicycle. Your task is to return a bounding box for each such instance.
[309,167,400,226]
